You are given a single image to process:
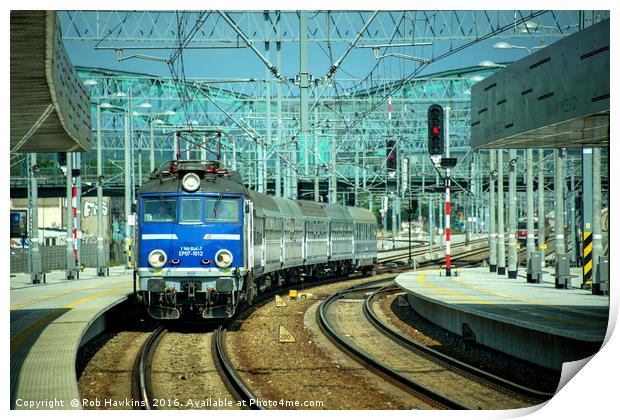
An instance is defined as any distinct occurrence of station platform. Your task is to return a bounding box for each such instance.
[10,267,133,409]
[395,267,609,370]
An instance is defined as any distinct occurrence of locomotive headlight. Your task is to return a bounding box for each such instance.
[148,249,167,268]
[214,249,233,268]
[182,172,200,192]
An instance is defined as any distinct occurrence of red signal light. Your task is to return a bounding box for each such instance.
[432,127,440,134]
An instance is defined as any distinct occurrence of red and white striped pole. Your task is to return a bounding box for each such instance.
[445,169,451,276]
[72,181,78,267]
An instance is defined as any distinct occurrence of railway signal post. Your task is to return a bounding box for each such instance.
[428,104,456,276]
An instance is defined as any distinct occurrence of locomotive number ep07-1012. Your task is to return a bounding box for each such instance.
[134,160,377,320]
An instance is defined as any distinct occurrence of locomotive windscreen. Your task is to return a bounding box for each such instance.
[206,198,239,222]
[143,198,177,222]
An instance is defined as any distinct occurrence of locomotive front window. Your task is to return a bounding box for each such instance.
[206,198,239,222]
[143,198,177,222]
[181,198,202,223]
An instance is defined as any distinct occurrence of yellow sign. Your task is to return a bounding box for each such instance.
[288,289,298,299]
[397,295,408,307]
[275,295,287,307]
[278,325,296,343]
[540,243,547,249]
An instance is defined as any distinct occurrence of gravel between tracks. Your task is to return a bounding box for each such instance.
[151,331,239,410]
[378,291,561,393]
[225,274,432,409]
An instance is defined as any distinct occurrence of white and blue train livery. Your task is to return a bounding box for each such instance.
[134,160,377,320]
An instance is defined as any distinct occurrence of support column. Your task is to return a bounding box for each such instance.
[489,150,497,271]
[555,149,565,255]
[274,12,282,197]
[257,143,265,193]
[497,149,506,275]
[428,195,434,256]
[391,194,397,248]
[354,151,359,207]
[526,149,536,280]
[297,10,308,201]
[27,153,43,283]
[97,105,107,276]
[149,120,155,173]
[74,152,82,270]
[313,107,319,201]
[173,132,179,160]
[581,148,592,286]
[330,134,337,203]
[437,172,444,250]
[569,158,578,264]
[65,152,75,279]
[591,147,605,294]
[538,149,546,267]
[231,138,237,171]
[124,112,132,270]
[263,13,272,194]
[507,149,518,278]
[382,196,387,250]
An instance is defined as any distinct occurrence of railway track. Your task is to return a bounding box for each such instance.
[317,280,468,410]
[131,323,261,410]
[129,239,500,410]
[364,285,554,403]
[132,326,166,409]
[317,281,543,409]
[212,324,265,410]
[378,237,488,264]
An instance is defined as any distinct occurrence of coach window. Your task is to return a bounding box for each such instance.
[143,198,177,222]
[181,198,202,223]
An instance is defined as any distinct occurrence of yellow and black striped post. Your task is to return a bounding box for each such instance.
[582,231,592,287]
[127,238,133,269]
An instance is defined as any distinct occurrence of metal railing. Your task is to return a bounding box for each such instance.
[9,243,112,274]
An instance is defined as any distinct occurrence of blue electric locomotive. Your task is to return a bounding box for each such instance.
[134,159,377,320]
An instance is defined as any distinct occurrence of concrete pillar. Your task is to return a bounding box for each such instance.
[381,195,387,250]
[591,147,604,293]
[538,149,546,267]
[497,149,506,275]
[526,149,536,273]
[97,105,107,276]
[27,153,43,283]
[570,158,578,264]
[489,149,497,271]
[555,149,565,255]
[507,149,518,278]
[391,194,397,248]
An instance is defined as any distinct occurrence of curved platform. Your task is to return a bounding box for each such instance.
[395,267,609,370]
[10,267,132,409]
